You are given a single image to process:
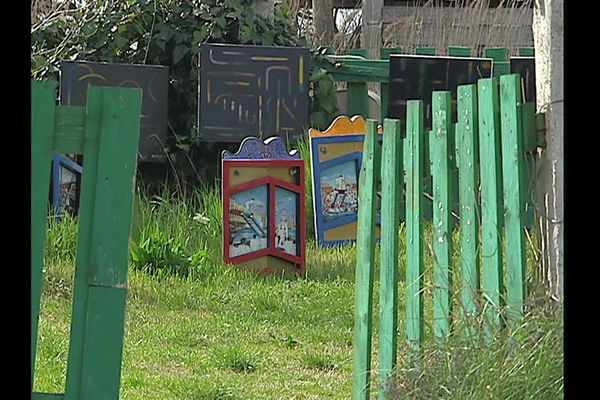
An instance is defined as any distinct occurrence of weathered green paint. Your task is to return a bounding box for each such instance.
[53,106,86,154]
[65,86,142,400]
[485,47,510,76]
[431,91,453,340]
[378,118,402,399]
[518,47,535,57]
[448,47,471,57]
[415,47,436,56]
[80,287,129,398]
[31,80,58,391]
[521,102,537,229]
[346,49,370,117]
[477,78,504,335]
[456,84,480,324]
[499,75,527,323]
[405,101,425,347]
[352,120,381,400]
[32,393,65,400]
[31,80,141,400]
[380,48,403,122]
[65,86,104,399]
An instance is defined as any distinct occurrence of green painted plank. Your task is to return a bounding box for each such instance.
[500,75,527,323]
[347,49,370,117]
[79,286,128,399]
[378,118,402,399]
[87,86,142,286]
[65,85,142,399]
[32,393,65,400]
[485,48,510,76]
[431,91,453,340]
[380,48,403,122]
[521,102,538,152]
[80,86,141,398]
[405,100,425,348]
[448,47,471,57]
[31,80,58,390]
[521,102,537,229]
[53,106,86,154]
[518,47,535,57]
[477,78,504,336]
[456,84,480,325]
[415,47,436,56]
[65,85,104,400]
[352,120,381,400]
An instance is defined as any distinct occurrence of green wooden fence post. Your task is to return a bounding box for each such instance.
[521,102,537,229]
[415,47,437,56]
[406,100,425,350]
[500,74,527,324]
[518,47,535,57]
[352,120,381,400]
[346,49,370,118]
[65,86,142,399]
[448,47,471,57]
[31,80,58,391]
[456,84,480,329]
[477,78,504,337]
[485,47,510,77]
[378,118,402,399]
[380,47,403,123]
[431,91,453,340]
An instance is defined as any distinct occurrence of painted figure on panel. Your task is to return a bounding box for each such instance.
[229,186,268,257]
[320,160,359,222]
[275,187,298,256]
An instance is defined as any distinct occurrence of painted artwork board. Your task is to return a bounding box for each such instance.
[388,54,493,131]
[222,137,305,274]
[51,154,82,218]
[309,115,382,247]
[200,44,310,143]
[60,60,169,162]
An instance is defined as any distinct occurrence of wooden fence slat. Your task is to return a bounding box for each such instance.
[405,100,425,348]
[31,80,58,390]
[347,49,370,118]
[477,77,504,337]
[378,118,402,399]
[80,86,142,397]
[65,84,104,399]
[456,84,480,326]
[431,91,453,340]
[500,74,527,323]
[65,86,142,399]
[485,47,510,77]
[352,120,381,400]
[53,106,86,154]
[521,102,537,229]
[415,47,437,56]
[448,47,472,57]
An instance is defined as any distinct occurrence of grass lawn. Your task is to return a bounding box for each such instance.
[33,185,563,399]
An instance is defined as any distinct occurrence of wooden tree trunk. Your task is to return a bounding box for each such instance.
[313,0,335,45]
[532,0,564,300]
[362,0,383,59]
[252,0,275,22]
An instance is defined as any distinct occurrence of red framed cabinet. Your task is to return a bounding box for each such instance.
[222,137,306,274]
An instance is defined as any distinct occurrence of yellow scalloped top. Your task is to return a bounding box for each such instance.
[308,115,383,138]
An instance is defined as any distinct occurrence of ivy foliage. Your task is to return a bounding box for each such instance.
[31,0,338,184]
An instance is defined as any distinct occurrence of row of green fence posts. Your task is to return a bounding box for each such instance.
[31,80,142,399]
[351,72,539,400]
[317,45,541,229]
